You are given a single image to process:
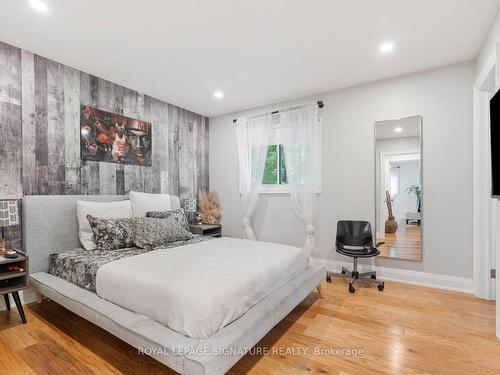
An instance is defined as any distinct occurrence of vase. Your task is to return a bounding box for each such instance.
[385,217,398,234]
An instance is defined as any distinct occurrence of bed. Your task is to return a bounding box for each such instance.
[24,195,326,375]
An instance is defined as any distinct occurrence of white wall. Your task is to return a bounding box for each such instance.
[210,61,475,278]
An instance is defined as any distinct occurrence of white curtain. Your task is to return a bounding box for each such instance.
[280,104,321,256]
[235,114,273,240]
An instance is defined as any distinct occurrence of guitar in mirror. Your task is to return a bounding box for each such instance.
[375,115,422,260]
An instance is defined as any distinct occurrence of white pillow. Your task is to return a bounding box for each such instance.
[129,191,172,217]
[76,200,133,250]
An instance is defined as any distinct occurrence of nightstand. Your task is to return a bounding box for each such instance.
[0,249,28,323]
[189,224,222,238]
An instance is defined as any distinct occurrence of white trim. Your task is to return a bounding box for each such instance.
[311,257,473,294]
[474,48,496,88]
[472,45,496,301]
[472,88,495,300]
[257,184,289,193]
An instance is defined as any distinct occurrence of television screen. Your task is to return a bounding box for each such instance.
[491,89,500,197]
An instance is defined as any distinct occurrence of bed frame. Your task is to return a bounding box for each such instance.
[23,195,326,375]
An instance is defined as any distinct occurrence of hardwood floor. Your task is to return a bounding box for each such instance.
[1,280,498,374]
[378,224,421,260]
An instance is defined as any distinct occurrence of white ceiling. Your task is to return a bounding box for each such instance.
[376,116,422,139]
[1,0,499,117]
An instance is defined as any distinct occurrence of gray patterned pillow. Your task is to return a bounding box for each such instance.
[131,217,193,249]
[86,215,135,251]
[146,208,189,230]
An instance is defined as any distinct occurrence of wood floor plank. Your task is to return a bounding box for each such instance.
[0,339,36,375]
[0,280,498,374]
[378,224,421,260]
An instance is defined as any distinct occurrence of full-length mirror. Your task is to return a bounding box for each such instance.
[375,115,422,260]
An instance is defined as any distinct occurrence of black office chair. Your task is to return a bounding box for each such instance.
[326,220,385,293]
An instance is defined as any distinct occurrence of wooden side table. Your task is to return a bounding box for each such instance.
[0,249,28,323]
[189,224,222,238]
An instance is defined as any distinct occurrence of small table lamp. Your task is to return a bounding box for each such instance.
[0,200,19,250]
[181,198,197,224]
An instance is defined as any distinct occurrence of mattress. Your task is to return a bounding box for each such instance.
[49,235,212,292]
[96,237,308,339]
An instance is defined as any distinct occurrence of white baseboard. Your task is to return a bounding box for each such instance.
[311,257,473,294]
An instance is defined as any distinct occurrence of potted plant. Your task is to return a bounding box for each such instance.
[405,184,421,212]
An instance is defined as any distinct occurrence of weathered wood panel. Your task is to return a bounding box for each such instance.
[97,78,117,195]
[178,108,190,201]
[21,51,36,196]
[201,117,210,194]
[34,55,48,194]
[159,99,170,193]
[46,60,66,194]
[194,114,205,196]
[0,41,21,105]
[145,96,163,194]
[0,101,22,198]
[0,41,210,248]
[167,104,180,196]
[157,99,169,194]
[80,72,100,195]
[190,111,197,197]
[63,65,81,195]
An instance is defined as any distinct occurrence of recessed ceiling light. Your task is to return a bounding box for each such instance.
[379,42,395,54]
[30,0,48,12]
[394,127,403,133]
[214,90,224,99]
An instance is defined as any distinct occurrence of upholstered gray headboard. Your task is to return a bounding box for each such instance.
[23,194,181,273]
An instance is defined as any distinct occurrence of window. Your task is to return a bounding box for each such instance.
[262,144,288,185]
[251,144,288,191]
[237,104,321,195]
[390,165,399,197]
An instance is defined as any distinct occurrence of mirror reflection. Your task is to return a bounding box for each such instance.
[375,116,422,260]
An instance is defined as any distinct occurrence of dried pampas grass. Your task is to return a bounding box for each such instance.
[198,191,221,224]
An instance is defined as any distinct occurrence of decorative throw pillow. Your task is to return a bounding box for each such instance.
[146,208,190,231]
[77,199,133,250]
[131,217,193,249]
[86,215,135,251]
[129,191,172,217]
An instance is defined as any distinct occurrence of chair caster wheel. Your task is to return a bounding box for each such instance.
[371,274,376,279]
[378,283,384,291]
[349,284,355,293]
[326,275,331,283]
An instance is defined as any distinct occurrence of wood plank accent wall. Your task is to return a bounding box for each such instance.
[0,41,209,249]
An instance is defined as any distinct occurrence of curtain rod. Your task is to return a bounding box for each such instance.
[232,100,324,124]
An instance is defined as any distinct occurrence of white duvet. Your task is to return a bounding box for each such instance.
[96,237,308,339]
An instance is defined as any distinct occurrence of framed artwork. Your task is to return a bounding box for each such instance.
[80,105,152,166]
